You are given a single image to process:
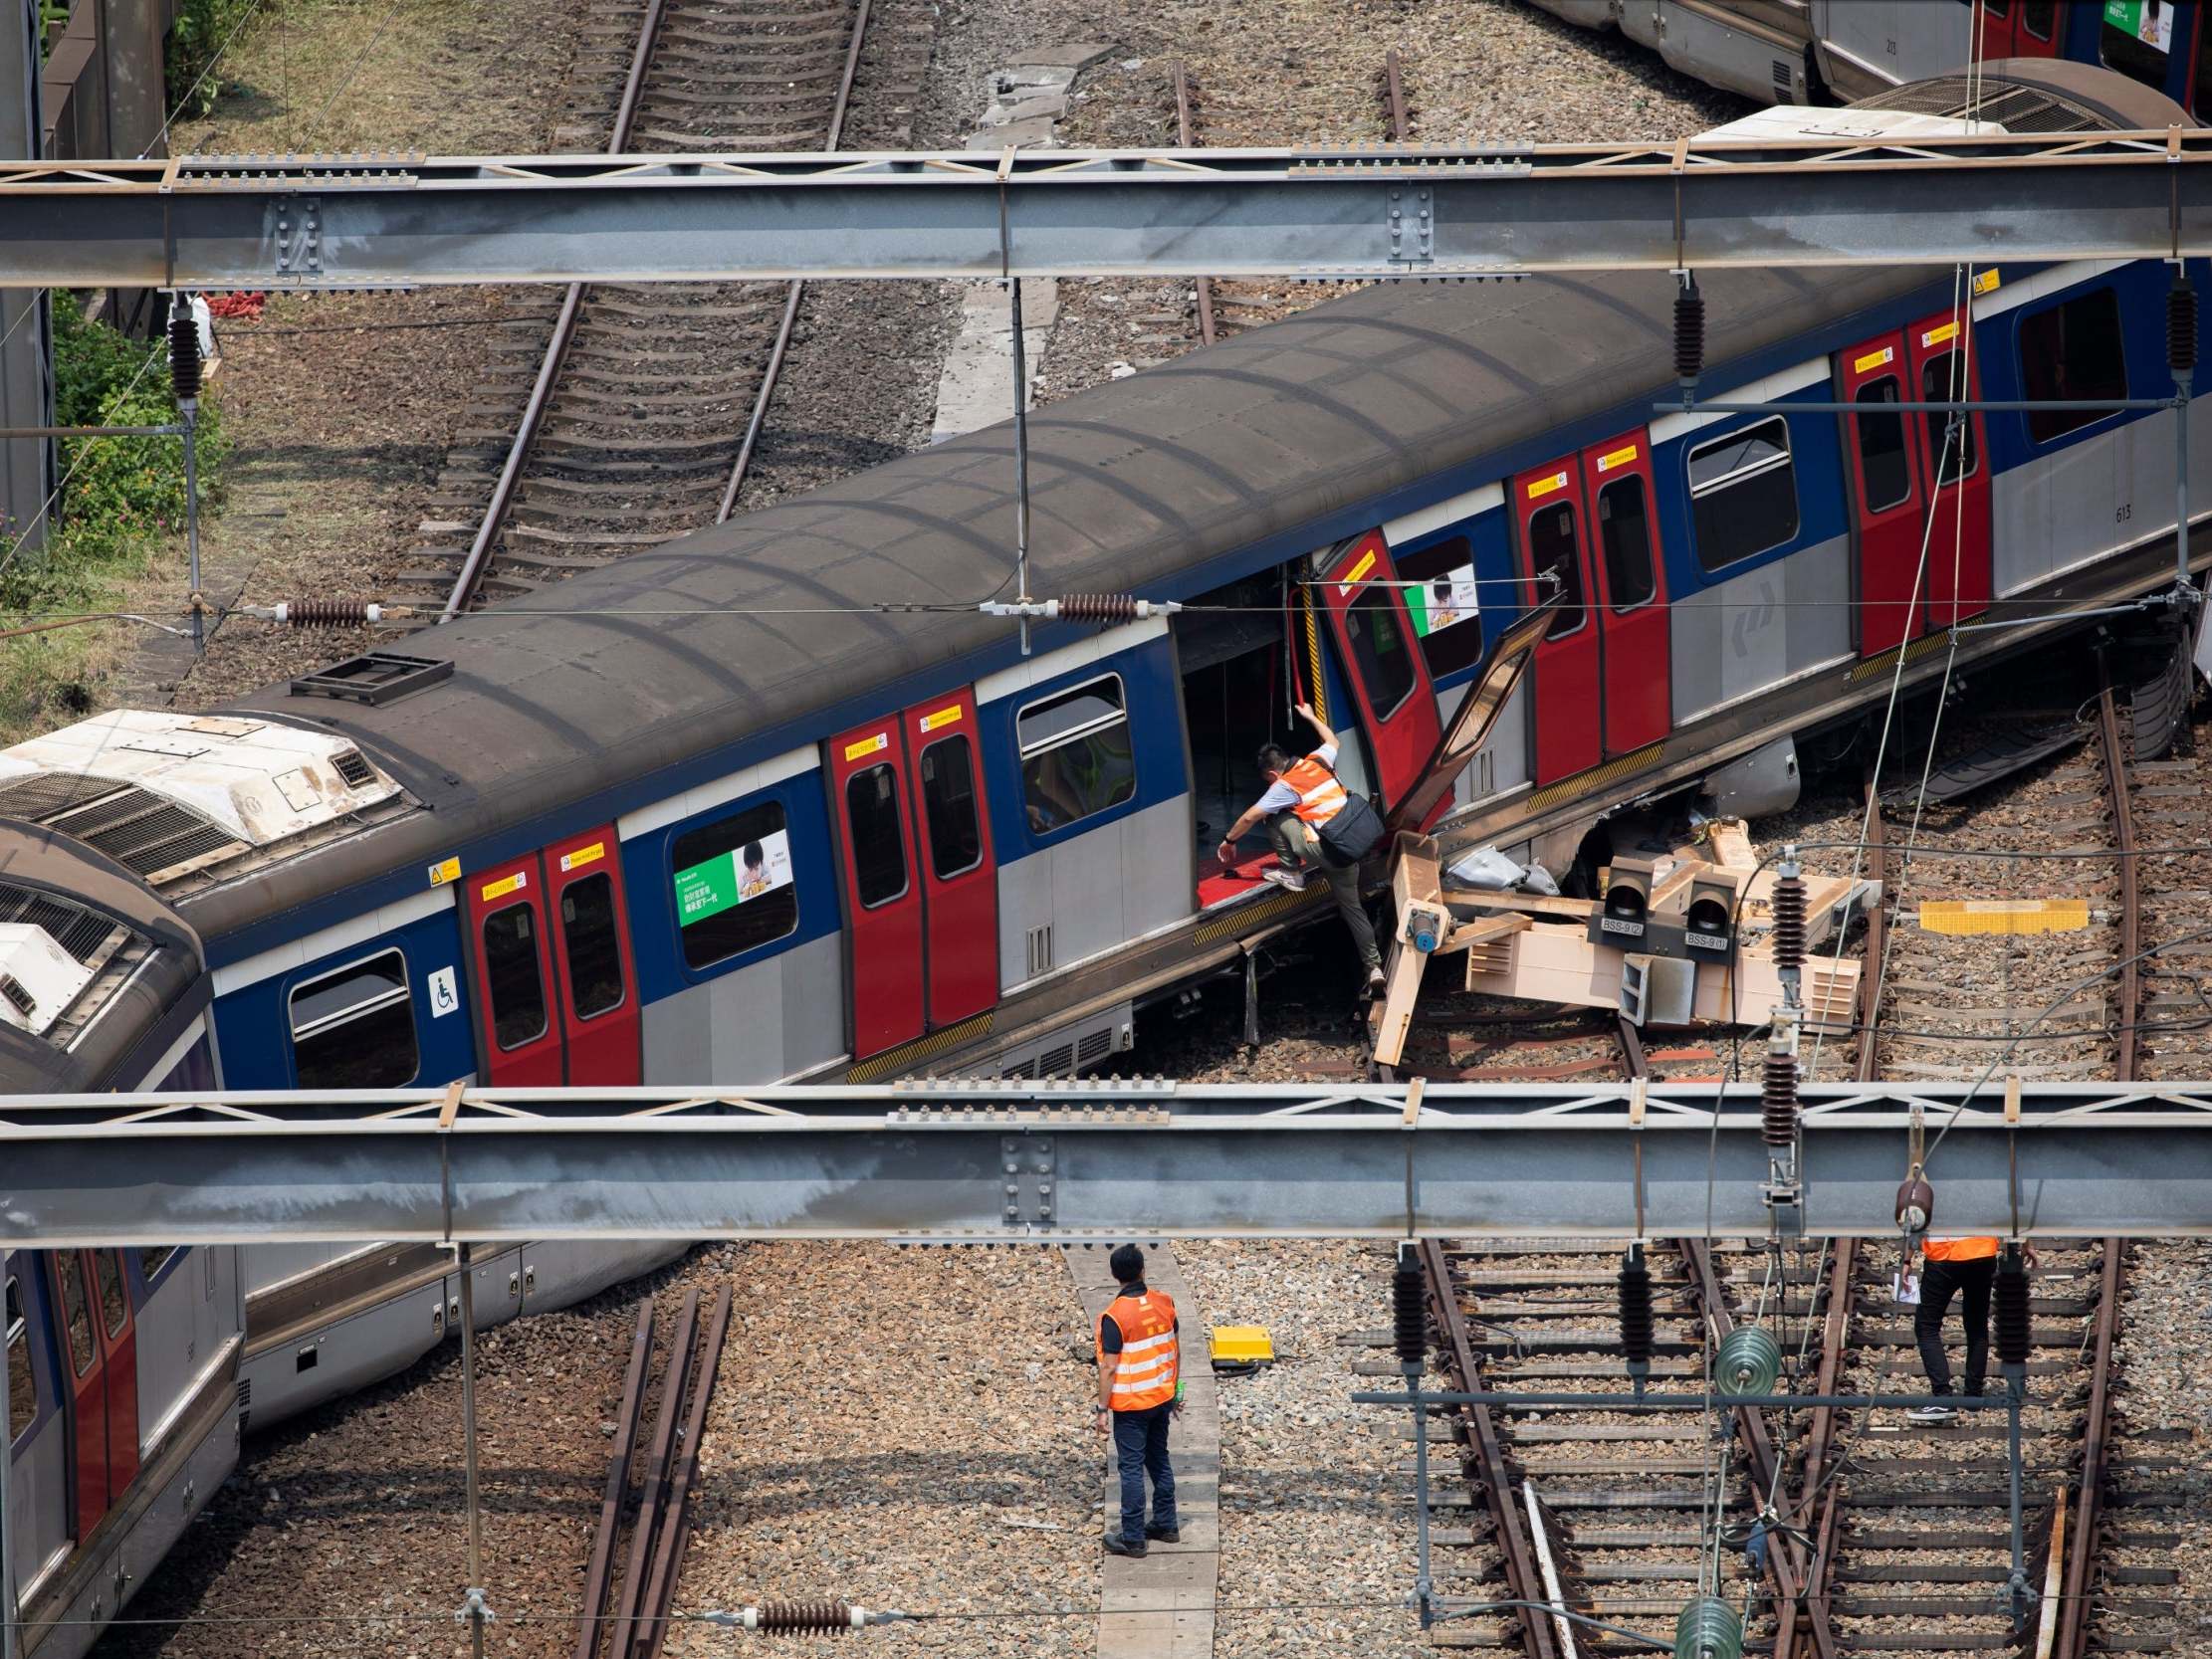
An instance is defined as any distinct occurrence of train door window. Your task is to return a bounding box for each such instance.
[481,905,549,1050]
[1687,418,1799,572]
[94,1253,125,1339]
[6,1274,34,1436]
[1855,378,1912,511]
[845,765,909,908]
[1018,676,1137,834]
[1596,477,1656,611]
[288,949,418,1089]
[57,1254,94,1376]
[558,874,625,1019]
[2021,0,2055,40]
[919,737,984,879]
[2101,2,2173,89]
[1344,584,1418,717]
[138,1247,178,1286]
[1526,501,1586,639]
[2019,288,2128,443]
[671,801,800,969]
[1920,355,1980,484]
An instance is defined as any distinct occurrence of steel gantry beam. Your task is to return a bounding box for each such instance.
[1,1081,2208,1245]
[14,128,2212,289]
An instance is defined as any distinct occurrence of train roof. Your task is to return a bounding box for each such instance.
[9,64,2196,947]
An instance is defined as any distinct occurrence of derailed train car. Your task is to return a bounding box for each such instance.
[5,61,2206,1659]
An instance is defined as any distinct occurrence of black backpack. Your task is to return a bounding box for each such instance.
[1315,791,1385,868]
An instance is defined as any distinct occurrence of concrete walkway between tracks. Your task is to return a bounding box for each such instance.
[1064,1242,1219,1659]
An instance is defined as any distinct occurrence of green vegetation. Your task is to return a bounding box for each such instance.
[0,294,229,737]
[165,0,262,118]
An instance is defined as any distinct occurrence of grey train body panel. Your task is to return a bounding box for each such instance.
[1669,531,1854,726]
[640,930,845,1082]
[995,797,1194,994]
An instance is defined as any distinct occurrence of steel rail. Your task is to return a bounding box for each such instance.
[577,1304,656,1659]
[1382,50,1409,149]
[715,0,873,524]
[609,1289,701,1653]
[2097,684,2141,1082]
[1420,1236,1560,1659]
[437,0,669,621]
[2056,1242,2123,1659]
[632,1284,734,1659]
[1172,62,1216,350]
[1776,1240,1856,1659]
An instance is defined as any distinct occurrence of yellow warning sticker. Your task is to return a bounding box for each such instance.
[1337,548,1378,594]
[1920,320,1961,348]
[480,871,529,903]
[1526,470,1571,501]
[559,841,605,874]
[918,704,964,733]
[1972,268,2002,296]
[1917,899,2091,936]
[1595,444,1638,474]
[843,730,890,762]
[1854,345,1895,374]
[429,855,461,889]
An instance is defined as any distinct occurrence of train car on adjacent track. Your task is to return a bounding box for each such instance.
[4,60,2205,1659]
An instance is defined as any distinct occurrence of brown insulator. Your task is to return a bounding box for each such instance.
[1993,1244,2032,1370]
[753,1601,852,1634]
[1059,593,1140,624]
[1618,1244,1654,1371]
[283,599,374,626]
[2170,277,2198,377]
[1673,279,1705,388]
[1770,874,1806,977]
[1761,1051,1799,1147]
[168,310,203,403]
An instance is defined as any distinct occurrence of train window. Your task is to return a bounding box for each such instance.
[1920,356,1979,484]
[1596,478,1656,612]
[845,764,909,908]
[2020,288,2128,444]
[670,800,799,969]
[1855,378,1912,513]
[95,1251,126,1338]
[139,1247,178,1286]
[1525,502,1586,640]
[2021,0,2055,40]
[289,949,418,1089]
[482,905,549,1050]
[1018,676,1138,836]
[2101,8,2172,91]
[920,736,984,880]
[57,1254,94,1376]
[558,874,625,1020]
[1345,584,1418,717]
[1395,535,1484,679]
[1687,418,1799,572]
[7,1274,36,1435]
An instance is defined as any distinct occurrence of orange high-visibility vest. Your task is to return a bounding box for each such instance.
[1097,1289,1179,1411]
[1280,754,1349,827]
[1923,1236,2000,1261]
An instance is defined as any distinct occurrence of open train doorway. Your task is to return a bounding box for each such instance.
[1172,571,1374,910]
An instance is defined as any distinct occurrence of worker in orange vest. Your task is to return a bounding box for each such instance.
[1215,701,1384,990]
[1906,1234,2034,1422]
[1094,1243,1181,1558]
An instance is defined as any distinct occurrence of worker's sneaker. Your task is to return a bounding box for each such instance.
[1367,966,1387,991]
[1146,1525,1182,1544]
[1260,862,1308,892]
[1104,1534,1149,1558]
[1905,1402,1958,1424]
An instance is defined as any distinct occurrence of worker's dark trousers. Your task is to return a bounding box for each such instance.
[1914,1255,1996,1396]
[1111,1401,1177,1544]
[1268,813,1381,970]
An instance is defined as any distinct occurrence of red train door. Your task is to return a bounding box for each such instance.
[1317,531,1442,814]
[51,1250,108,1539]
[1908,311,1993,634]
[1842,330,1927,658]
[903,689,998,1027]
[1513,458,1602,783]
[545,826,641,1086]
[466,854,563,1086]
[90,1251,138,1502]
[1979,0,2064,58]
[1581,431,1670,755]
[829,715,926,1059]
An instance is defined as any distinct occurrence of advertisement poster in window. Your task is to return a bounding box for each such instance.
[1404,566,1481,639]
[2103,0,2172,52]
[673,828,793,927]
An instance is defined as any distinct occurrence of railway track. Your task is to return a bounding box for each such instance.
[401,0,928,615]
[577,1285,735,1659]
